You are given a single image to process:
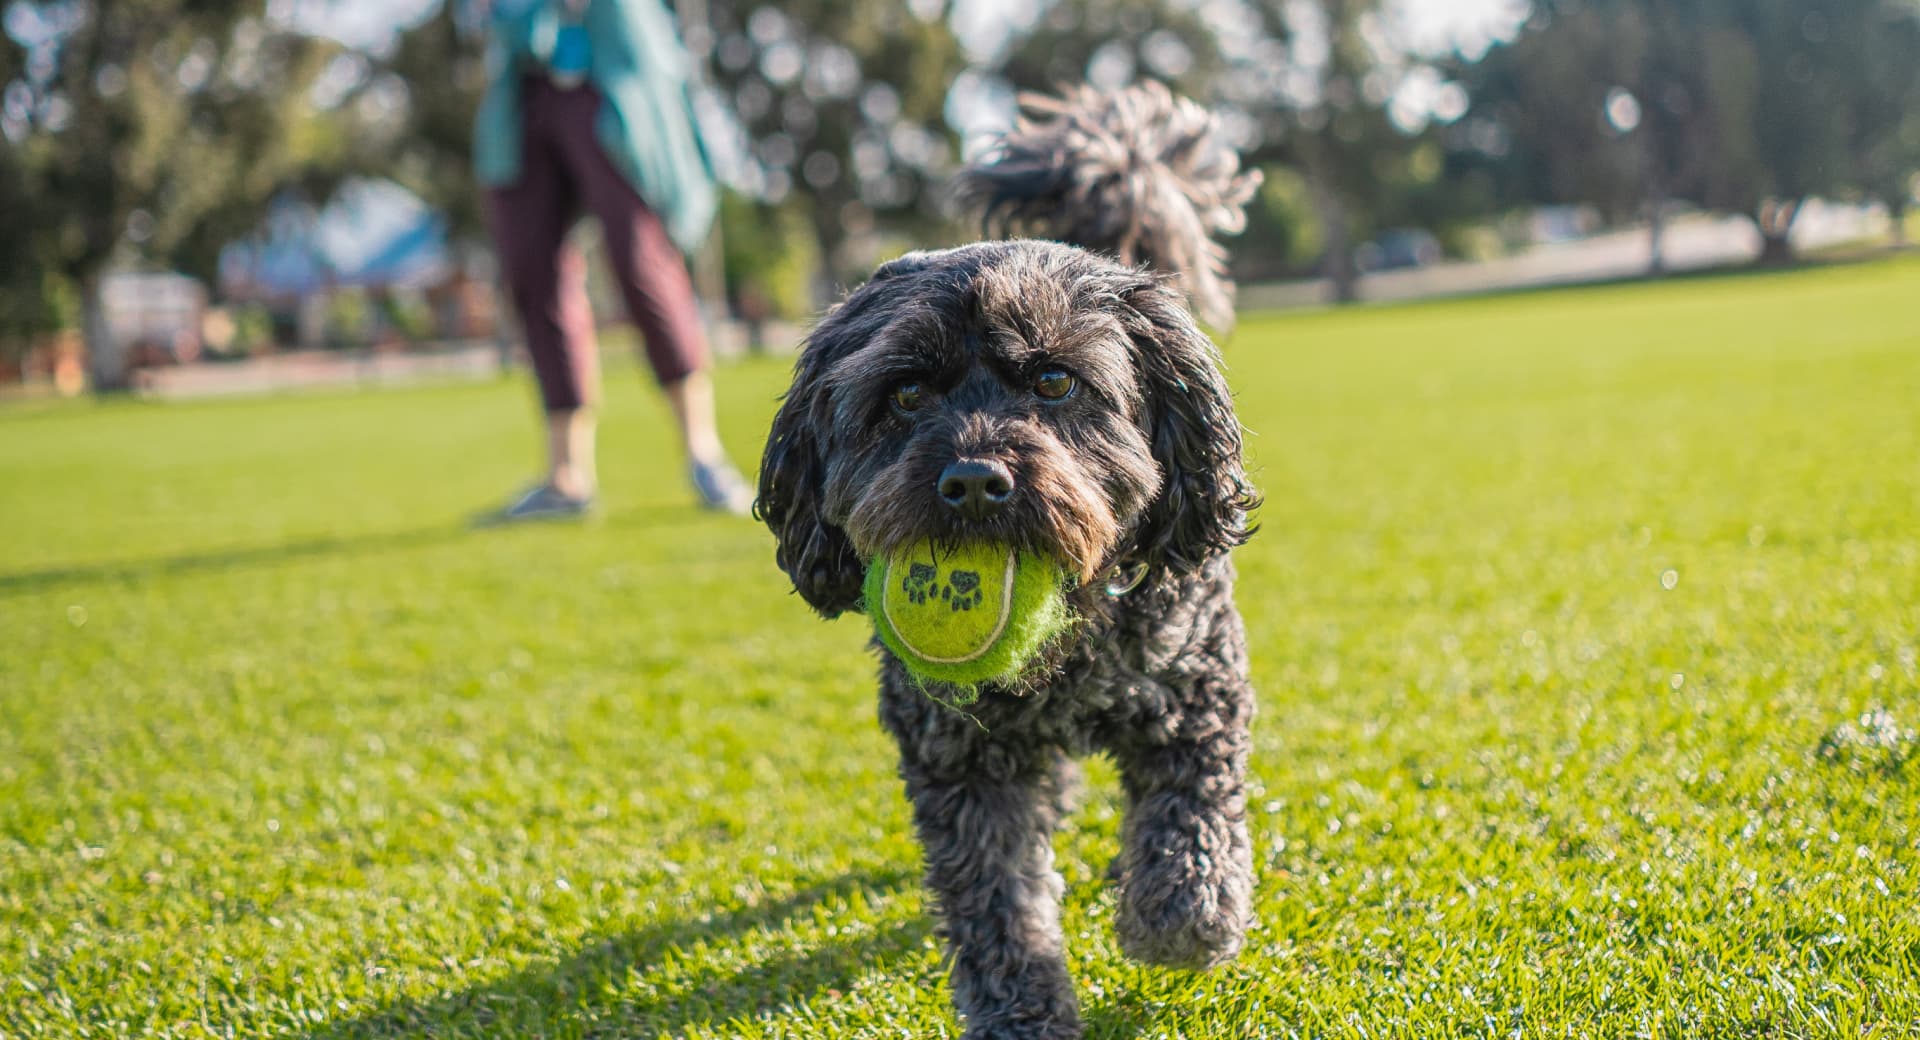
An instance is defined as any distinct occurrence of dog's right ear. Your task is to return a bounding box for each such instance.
[755,256,937,617]
[756,343,863,618]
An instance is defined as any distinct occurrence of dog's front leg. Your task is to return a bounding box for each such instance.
[901,749,1082,1039]
[1110,678,1255,971]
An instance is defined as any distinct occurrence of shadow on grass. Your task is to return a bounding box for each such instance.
[0,526,469,598]
[297,864,1168,1039]
[302,868,941,1039]
[0,506,714,598]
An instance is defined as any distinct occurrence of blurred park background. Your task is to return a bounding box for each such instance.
[6,3,1920,1035]
[2,0,1917,397]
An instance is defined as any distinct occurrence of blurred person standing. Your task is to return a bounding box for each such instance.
[473,0,752,519]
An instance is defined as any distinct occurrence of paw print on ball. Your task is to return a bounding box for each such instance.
[947,569,983,612]
[902,563,939,605]
[898,563,985,612]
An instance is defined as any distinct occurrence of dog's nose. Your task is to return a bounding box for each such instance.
[937,459,1014,520]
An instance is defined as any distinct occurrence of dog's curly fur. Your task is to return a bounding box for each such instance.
[758,240,1258,1038]
[952,81,1262,334]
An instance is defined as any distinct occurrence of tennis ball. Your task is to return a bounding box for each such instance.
[865,543,1071,689]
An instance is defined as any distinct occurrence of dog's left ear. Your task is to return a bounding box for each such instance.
[1120,279,1260,578]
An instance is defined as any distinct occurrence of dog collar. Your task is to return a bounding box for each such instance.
[1102,558,1149,598]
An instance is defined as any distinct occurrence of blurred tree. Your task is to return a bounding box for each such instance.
[1453,3,1698,272]
[0,271,75,364]
[0,0,347,388]
[976,0,1455,300]
[0,150,60,360]
[377,0,489,242]
[1834,0,1920,247]
[1690,2,1843,263]
[700,0,965,286]
[718,189,815,326]
[1205,0,1473,301]
[1237,165,1322,280]
[1677,0,1920,262]
[1280,0,1387,301]
[970,0,1279,272]
[1464,0,1920,267]
[989,0,1225,99]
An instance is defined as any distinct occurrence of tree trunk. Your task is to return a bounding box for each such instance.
[1891,199,1910,250]
[1644,143,1667,277]
[81,273,127,393]
[1755,199,1800,266]
[1647,199,1667,276]
[812,206,858,298]
[1323,204,1358,305]
[1305,156,1358,304]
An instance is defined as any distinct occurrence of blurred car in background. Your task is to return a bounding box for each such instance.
[1357,229,1443,272]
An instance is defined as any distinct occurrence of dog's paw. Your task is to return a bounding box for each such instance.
[1114,852,1251,970]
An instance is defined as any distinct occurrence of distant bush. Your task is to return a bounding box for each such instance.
[384,291,437,343]
[720,192,820,321]
[325,291,372,349]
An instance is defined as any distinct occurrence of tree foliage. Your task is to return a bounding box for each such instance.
[989,0,1225,99]
[977,0,1475,295]
[699,0,965,283]
[0,0,355,382]
[1224,0,1457,299]
[377,0,488,240]
[1461,0,1920,263]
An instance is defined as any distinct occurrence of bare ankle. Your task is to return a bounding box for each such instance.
[549,468,594,498]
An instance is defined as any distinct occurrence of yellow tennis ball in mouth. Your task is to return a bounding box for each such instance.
[865,543,1071,689]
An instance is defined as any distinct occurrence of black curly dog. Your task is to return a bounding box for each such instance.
[758,240,1257,1038]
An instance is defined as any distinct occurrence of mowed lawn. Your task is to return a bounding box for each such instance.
[4,257,1918,1038]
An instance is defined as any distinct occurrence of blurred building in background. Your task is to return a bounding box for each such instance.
[216,179,469,352]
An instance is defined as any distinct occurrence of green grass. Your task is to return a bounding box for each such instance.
[4,257,1919,1038]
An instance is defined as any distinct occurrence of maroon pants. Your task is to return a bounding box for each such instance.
[487,76,708,414]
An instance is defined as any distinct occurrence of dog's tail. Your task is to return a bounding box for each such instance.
[953,81,1262,333]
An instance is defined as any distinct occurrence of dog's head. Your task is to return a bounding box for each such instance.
[756,240,1256,618]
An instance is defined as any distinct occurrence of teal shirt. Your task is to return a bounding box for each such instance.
[473,0,717,255]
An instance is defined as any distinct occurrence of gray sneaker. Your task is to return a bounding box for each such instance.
[479,483,594,525]
[690,459,754,515]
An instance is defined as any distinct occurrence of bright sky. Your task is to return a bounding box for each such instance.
[1390,0,1529,58]
[283,0,1530,62]
[272,0,440,54]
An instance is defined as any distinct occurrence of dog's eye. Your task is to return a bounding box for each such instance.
[1032,368,1076,402]
[892,381,925,414]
